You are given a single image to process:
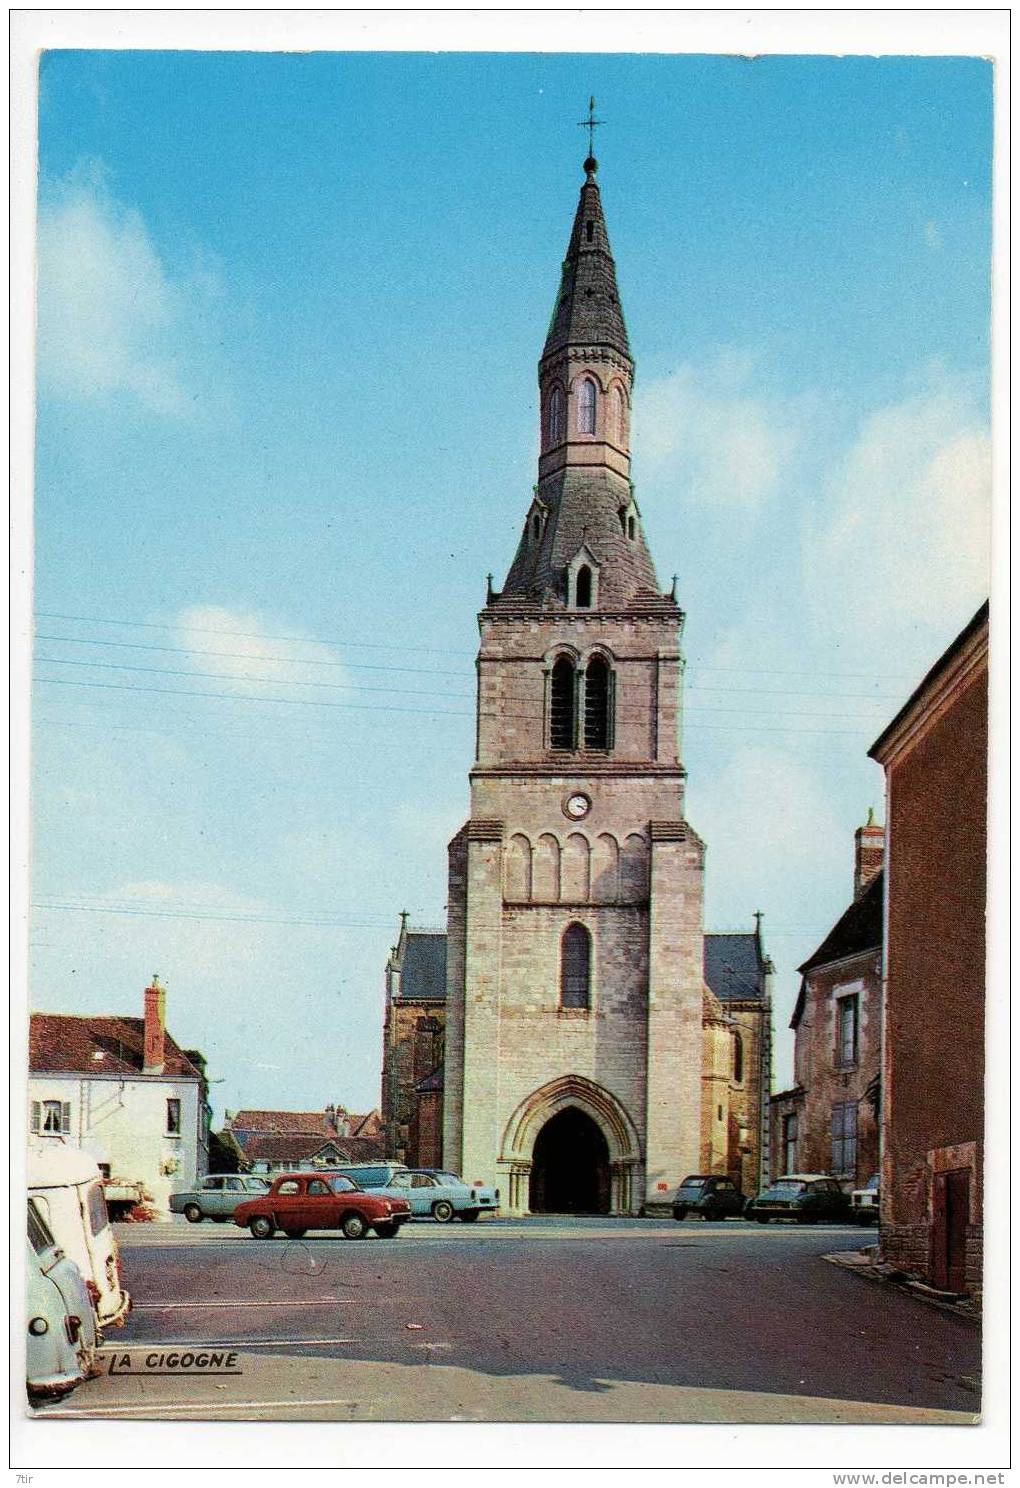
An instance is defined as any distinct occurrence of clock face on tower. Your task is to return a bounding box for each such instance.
[563,792,591,821]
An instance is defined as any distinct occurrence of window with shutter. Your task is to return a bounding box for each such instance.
[61,1101,71,1134]
[31,1100,41,1133]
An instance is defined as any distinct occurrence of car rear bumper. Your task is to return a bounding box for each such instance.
[99,1290,132,1328]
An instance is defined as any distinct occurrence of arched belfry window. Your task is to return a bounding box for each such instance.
[549,657,576,751]
[547,386,564,446]
[577,378,597,436]
[532,512,542,544]
[560,922,591,1009]
[575,565,593,609]
[733,1033,744,1084]
[584,656,613,750]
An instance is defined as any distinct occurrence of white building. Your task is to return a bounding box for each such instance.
[29,977,210,1216]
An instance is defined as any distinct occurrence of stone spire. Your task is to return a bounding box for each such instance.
[495,155,673,613]
[541,155,632,367]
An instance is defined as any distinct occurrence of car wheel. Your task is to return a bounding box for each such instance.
[797,1214,819,1225]
[249,1216,275,1239]
[374,1223,398,1238]
[701,1210,716,1222]
[283,1229,307,1239]
[432,1200,454,1224]
[755,1215,769,1224]
[672,1207,687,1222]
[184,1204,203,1224]
[341,1212,367,1240]
[459,1210,479,1223]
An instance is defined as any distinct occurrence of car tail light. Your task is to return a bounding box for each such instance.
[65,1315,83,1344]
[470,1189,477,1200]
[28,1316,48,1336]
[85,1280,100,1308]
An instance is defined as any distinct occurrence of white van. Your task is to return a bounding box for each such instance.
[28,1144,131,1328]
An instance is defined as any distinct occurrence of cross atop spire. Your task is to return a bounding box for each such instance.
[578,95,603,174]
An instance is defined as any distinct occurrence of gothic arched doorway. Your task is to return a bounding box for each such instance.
[529,1106,610,1214]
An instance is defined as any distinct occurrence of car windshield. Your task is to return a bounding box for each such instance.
[28,1198,57,1256]
[86,1181,110,1235]
[678,1179,707,1192]
[768,1181,807,1196]
[326,1175,359,1194]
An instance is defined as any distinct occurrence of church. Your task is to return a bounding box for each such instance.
[382,148,772,1214]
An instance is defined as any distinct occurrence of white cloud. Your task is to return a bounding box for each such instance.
[36,166,220,416]
[173,606,349,697]
[633,349,799,507]
[809,368,990,645]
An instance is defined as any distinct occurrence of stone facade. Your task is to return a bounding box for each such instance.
[380,916,446,1165]
[870,603,988,1297]
[439,157,755,1215]
[768,826,883,1188]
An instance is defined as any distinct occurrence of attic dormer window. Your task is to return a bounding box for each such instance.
[585,220,594,243]
[577,378,597,436]
[575,565,593,608]
[532,513,542,543]
[627,515,636,540]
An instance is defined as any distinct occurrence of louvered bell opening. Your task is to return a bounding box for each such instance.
[584,658,610,749]
[550,658,575,751]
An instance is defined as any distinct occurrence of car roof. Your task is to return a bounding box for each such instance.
[773,1173,832,1182]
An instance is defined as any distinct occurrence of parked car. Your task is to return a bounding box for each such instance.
[746,1175,851,1224]
[364,1168,499,1223]
[851,1173,880,1225]
[671,1174,745,1221]
[169,1173,271,1223]
[233,1171,412,1239]
[333,1161,410,1189]
[28,1144,131,1328]
[27,1198,99,1404]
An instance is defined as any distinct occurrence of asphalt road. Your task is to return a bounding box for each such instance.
[34,1216,981,1423]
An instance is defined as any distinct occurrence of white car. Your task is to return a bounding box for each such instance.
[28,1144,130,1328]
[27,1198,99,1404]
[366,1168,499,1223]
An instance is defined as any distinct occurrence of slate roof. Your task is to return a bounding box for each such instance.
[797,872,884,977]
[238,1133,384,1164]
[29,1013,203,1080]
[541,167,631,365]
[703,933,769,1003]
[396,931,447,1001]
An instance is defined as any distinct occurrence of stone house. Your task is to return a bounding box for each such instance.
[28,976,210,1216]
[769,819,884,1188]
[869,602,988,1296]
[383,153,770,1214]
[224,1106,384,1175]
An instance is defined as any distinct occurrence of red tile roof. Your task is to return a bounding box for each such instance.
[29,1014,203,1080]
[229,1108,380,1137]
[239,1133,385,1164]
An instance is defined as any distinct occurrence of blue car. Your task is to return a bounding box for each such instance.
[364,1169,499,1223]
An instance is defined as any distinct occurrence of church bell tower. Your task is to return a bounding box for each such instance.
[443,147,706,1214]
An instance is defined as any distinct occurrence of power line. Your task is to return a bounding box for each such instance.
[31,901,409,929]
[33,658,887,721]
[33,610,914,683]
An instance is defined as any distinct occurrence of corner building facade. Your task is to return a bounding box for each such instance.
[443,158,707,1214]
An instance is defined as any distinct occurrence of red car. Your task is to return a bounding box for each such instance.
[233,1172,411,1240]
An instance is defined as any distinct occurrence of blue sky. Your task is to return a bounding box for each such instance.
[31,50,992,1121]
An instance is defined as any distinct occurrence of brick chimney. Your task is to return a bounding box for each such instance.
[854,809,885,900]
[143,974,166,1074]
